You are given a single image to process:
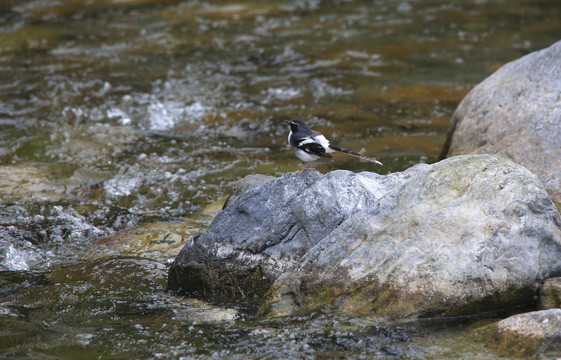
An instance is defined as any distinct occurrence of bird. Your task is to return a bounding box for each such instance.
[283,119,383,166]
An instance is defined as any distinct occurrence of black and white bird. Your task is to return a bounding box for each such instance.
[283,119,383,165]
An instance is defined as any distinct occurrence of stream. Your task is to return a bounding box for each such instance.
[1,0,561,358]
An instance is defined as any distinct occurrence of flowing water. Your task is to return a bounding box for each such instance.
[1,0,561,358]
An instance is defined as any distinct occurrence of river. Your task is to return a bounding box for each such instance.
[1,0,560,358]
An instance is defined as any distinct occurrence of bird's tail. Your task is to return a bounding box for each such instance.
[329,145,383,165]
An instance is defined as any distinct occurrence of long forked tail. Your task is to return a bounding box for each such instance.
[329,145,383,165]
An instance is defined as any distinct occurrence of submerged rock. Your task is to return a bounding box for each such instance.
[171,298,239,323]
[441,40,561,203]
[169,155,561,319]
[0,165,65,202]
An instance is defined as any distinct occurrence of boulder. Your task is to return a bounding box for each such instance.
[441,40,561,203]
[168,155,561,319]
[169,169,397,300]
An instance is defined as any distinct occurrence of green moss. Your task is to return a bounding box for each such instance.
[287,284,338,316]
[496,331,545,358]
[470,322,544,358]
[368,285,537,320]
[313,285,336,304]
[262,277,540,322]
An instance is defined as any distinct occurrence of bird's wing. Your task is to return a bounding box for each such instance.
[298,137,334,160]
[311,134,334,153]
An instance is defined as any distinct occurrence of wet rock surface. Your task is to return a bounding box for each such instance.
[539,277,561,310]
[169,154,561,319]
[441,40,561,203]
[495,309,561,357]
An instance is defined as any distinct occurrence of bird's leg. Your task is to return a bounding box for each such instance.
[297,162,315,173]
[304,162,316,171]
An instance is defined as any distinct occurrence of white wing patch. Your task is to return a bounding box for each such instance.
[312,134,333,153]
[297,137,316,147]
[297,135,331,151]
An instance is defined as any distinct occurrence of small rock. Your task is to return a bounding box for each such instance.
[539,277,561,310]
[0,165,65,203]
[496,309,561,357]
[173,298,239,323]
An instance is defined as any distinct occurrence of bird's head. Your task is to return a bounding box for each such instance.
[283,119,308,132]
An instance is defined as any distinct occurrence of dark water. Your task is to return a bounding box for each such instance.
[1,0,560,358]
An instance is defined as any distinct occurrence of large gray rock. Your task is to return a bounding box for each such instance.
[169,155,561,319]
[441,40,561,203]
[267,155,561,318]
[169,169,402,299]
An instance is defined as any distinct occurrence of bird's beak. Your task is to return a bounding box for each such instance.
[283,120,291,125]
